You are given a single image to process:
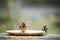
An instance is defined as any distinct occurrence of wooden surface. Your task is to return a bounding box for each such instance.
[0,33,60,40]
[6,30,45,36]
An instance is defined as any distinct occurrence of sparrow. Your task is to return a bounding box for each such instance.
[20,23,26,33]
[42,25,48,34]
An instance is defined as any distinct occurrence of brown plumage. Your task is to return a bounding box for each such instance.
[20,23,26,33]
[42,25,48,33]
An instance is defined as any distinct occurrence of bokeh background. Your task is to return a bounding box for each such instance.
[0,0,60,34]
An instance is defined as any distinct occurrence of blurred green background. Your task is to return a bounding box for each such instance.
[0,0,60,34]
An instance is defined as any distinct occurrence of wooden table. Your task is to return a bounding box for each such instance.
[0,33,60,40]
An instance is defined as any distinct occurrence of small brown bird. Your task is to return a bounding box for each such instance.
[42,25,48,34]
[20,23,26,33]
